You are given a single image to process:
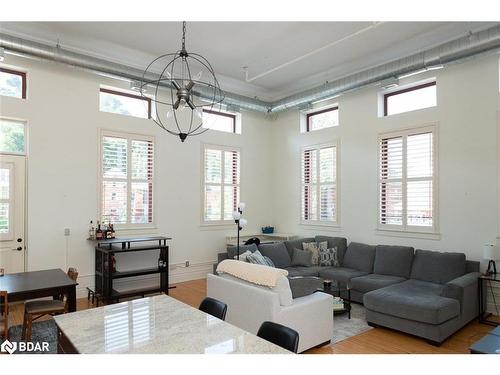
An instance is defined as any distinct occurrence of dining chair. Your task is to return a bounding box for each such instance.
[0,291,9,341]
[198,297,227,321]
[22,268,78,342]
[257,321,299,353]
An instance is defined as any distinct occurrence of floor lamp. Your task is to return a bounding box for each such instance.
[233,202,247,260]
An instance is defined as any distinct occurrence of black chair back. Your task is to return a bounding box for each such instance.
[244,237,261,246]
[257,321,299,353]
[199,297,228,321]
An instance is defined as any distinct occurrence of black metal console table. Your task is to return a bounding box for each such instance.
[478,273,500,326]
[94,236,173,303]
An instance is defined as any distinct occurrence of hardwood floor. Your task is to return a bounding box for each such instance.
[7,278,498,354]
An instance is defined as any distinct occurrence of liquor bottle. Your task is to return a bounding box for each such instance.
[88,220,95,240]
[107,221,113,239]
[111,255,116,273]
[96,221,103,240]
[110,223,116,239]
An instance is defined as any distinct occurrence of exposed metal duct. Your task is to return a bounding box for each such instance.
[1,24,500,114]
[0,33,271,113]
[270,24,500,112]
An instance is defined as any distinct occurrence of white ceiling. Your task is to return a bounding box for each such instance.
[1,21,498,101]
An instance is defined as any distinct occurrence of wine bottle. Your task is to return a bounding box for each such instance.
[107,221,112,239]
[96,221,103,240]
[88,220,95,240]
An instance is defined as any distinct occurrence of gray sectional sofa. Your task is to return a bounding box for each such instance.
[217,235,481,345]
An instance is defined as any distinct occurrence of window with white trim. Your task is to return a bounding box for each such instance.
[378,126,436,232]
[306,106,339,131]
[383,81,436,116]
[301,143,338,224]
[0,67,26,99]
[100,131,154,227]
[99,88,152,119]
[202,144,240,224]
[202,109,237,133]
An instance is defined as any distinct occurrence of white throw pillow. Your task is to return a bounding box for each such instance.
[234,250,253,261]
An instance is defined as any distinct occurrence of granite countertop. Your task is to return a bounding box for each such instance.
[54,294,291,354]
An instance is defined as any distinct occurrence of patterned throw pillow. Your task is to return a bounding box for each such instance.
[319,246,339,267]
[246,250,275,267]
[302,241,328,266]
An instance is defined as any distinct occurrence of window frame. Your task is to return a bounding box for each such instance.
[0,67,27,99]
[201,143,241,226]
[202,108,237,134]
[377,124,438,234]
[99,129,156,229]
[383,81,436,117]
[300,141,340,227]
[306,106,339,132]
[99,87,152,119]
[0,118,27,156]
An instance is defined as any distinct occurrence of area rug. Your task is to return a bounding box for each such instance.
[1,320,57,354]
[332,303,372,344]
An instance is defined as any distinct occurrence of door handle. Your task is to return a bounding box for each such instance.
[12,247,23,251]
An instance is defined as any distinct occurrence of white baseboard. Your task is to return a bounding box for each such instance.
[75,261,214,299]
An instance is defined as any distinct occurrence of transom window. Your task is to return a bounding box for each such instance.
[378,126,436,232]
[100,131,154,227]
[301,143,338,224]
[0,119,26,155]
[306,106,339,132]
[202,109,237,133]
[99,88,151,119]
[384,81,436,116]
[0,67,26,99]
[202,144,240,224]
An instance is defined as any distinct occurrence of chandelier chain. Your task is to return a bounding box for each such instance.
[182,21,186,51]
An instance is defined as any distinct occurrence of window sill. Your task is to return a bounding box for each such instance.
[300,222,342,231]
[375,229,441,240]
[114,226,158,236]
[200,222,235,231]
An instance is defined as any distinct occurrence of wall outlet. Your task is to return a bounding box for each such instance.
[185,261,190,267]
[64,228,70,236]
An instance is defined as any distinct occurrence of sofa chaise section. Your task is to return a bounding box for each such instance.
[364,249,480,344]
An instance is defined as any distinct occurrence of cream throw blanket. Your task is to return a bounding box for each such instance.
[216,259,289,287]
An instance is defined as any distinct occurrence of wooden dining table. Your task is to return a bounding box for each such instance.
[0,269,78,312]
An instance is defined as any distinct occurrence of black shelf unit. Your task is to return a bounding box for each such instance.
[94,236,173,303]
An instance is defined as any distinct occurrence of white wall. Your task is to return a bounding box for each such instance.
[270,54,500,312]
[0,55,273,296]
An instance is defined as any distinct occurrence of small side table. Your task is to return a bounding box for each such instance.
[478,273,500,326]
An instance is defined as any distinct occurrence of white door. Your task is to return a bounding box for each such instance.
[0,154,26,273]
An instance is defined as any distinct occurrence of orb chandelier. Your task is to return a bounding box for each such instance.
[140,21,225,142]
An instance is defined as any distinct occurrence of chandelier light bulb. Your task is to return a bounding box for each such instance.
[238,202,246,211]
[194,108,203,118]
[194,70,203,81]
[233,211,241,220]
[239,218,248,228]
[166,110,173,119]
[179,99,187,110]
